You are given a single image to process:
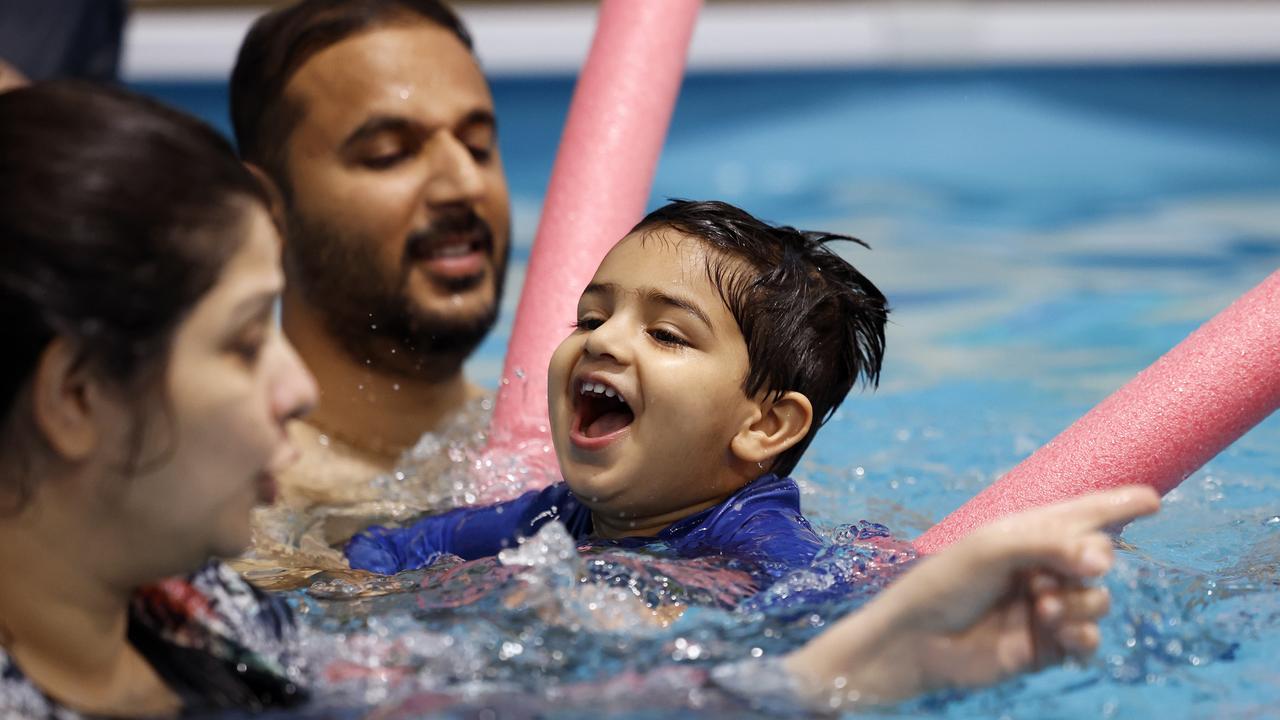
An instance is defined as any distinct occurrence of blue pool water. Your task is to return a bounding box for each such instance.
[139,64,1280,717]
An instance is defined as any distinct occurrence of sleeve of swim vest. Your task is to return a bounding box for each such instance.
[344,484,578,574]
[730,510,824,569]
[710,476,825,574]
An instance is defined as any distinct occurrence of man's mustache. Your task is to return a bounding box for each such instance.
[405,213,494,261]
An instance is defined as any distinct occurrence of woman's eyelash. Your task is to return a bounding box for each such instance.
[233,337,265,363]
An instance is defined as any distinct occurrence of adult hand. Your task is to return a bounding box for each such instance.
[782,486,1160,710]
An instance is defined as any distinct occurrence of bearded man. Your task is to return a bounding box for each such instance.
[230,0,511,551]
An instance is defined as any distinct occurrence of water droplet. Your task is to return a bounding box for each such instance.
[317,434,330,447]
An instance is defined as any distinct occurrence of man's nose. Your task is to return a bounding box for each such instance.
[422,131,485,206]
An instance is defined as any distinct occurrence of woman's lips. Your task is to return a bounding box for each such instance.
[256,471,278,505]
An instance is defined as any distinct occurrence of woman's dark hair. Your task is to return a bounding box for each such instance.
[230,0,473,181]
[631,200,890,477]
[0,81,269,510]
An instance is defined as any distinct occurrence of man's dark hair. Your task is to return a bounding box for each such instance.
[230,0,473,181]
[631,200,890,477]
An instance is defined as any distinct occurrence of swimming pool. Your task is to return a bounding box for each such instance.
[140,63,1280,717]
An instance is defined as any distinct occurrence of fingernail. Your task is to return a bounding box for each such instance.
[1030,574,1059,594]
[1040,596,1063,621]
[1080,547,1110,574]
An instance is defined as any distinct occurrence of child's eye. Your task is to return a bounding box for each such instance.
[572,317,604,331]
[649,328,689,347]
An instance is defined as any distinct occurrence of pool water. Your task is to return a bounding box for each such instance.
[139,63,1280,718]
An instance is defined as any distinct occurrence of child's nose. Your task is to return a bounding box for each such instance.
[582,317,631,363]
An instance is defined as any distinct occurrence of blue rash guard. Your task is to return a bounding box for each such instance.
[345,474,823,579]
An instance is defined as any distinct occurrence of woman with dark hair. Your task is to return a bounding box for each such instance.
[0,80,1158,717]
[0,81,318,716]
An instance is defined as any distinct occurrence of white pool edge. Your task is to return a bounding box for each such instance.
[123,1,1280,81]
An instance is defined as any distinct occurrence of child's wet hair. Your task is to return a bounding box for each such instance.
[631,200,889,477]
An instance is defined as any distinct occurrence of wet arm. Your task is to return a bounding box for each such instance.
[344,486,567,573]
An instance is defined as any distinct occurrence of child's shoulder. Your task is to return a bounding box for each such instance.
[676,475,821,562]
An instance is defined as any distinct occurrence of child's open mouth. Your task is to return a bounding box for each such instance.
[571,378,635,447]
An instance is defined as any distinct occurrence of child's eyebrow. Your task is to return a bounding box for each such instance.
[582,282,715,332]
[645,289,714,332]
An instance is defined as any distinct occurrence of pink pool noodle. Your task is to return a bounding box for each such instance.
[483,0,701,488]
[915,269,1280,554]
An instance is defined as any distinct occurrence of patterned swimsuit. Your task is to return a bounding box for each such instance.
[0,562,306,718]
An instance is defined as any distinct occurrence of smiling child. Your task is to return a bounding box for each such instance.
[345,199,888,579]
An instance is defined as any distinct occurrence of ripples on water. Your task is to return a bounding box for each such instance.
[267,480,1278,719]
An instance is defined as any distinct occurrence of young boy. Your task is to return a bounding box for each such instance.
[346,199,889,578]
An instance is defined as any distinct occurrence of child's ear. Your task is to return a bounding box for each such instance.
[730,391,813,471]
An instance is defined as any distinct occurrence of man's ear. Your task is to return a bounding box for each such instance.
[244,162,288,241]
[730,391,813,471]
[31,338,100,461]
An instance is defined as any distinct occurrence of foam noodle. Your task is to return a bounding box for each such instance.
[915,269,1280,554]
[484,0,702,488]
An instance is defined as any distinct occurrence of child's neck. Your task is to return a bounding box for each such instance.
[589,494,733,539]
[588,467,769,539]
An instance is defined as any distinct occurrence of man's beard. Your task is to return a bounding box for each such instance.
[284,208,508,382]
